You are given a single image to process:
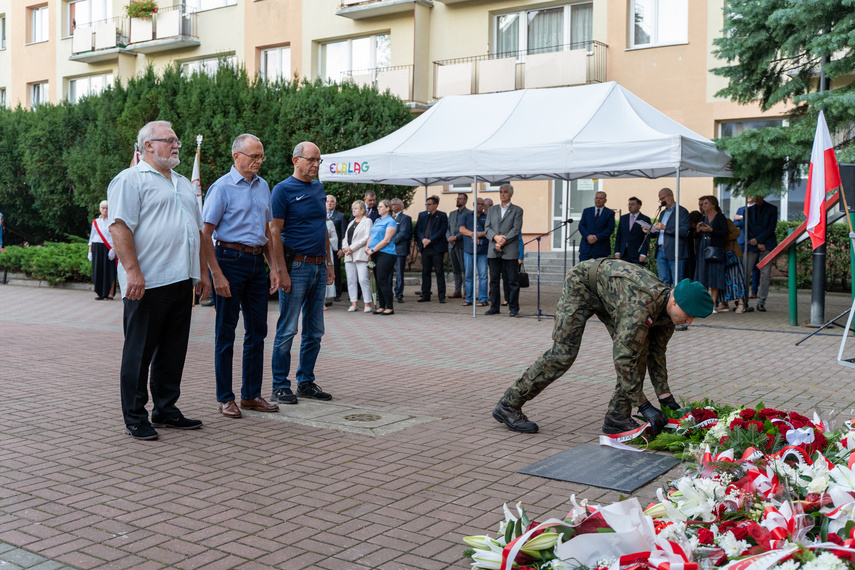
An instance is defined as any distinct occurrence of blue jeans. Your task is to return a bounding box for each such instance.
[656,247,685,286]
[213,246,268,403]
[272,260,325,390]
[464,251,488,303]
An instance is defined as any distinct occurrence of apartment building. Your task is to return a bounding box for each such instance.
[0,0,794,250]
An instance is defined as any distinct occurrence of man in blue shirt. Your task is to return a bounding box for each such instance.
[459,197,489,306]
[268,142,335,405]
[203,134,282,420]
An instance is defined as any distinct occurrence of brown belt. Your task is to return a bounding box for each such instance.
[217,241,265,256]
[294,254,326,264]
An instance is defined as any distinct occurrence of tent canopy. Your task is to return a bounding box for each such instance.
[320,81,732,187]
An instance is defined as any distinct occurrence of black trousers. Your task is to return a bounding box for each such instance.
[420,247,446,299]
[120,279,193,426]
[489,257,520,312]
[373,251,396,310]
[449,245,465,294]
[333,255,343,298]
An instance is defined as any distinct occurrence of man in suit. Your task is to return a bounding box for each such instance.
[364,190,379,222]
[647,187,690,288]
[614,196,651,265]
[485,184,524,317]
[734,197,760,298]
[578,191,615,261]
[744,195,778,312]
[326,195,347,301]
[390,198,412,303]
[446,193,472,299]
[415,195,449,303]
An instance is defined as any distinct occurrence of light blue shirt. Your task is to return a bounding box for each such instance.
[108,160,203,295]
[202,166,272,246]
[369,215,397,255]
[657,206,674,246]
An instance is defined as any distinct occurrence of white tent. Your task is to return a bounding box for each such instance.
[320,81,732,317]
[320,81,732,186]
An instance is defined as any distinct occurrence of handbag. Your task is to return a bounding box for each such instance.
[518,263,530,288]
[702,235,724,262]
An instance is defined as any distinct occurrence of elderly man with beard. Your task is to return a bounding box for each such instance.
[108,120,211,440]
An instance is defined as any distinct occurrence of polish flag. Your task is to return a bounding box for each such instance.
[805,110,842,250]
[191,146,203,216]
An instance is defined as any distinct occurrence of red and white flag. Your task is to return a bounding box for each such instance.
[129,145,141,168]
[805,110,842,250]
[191,145,203,216]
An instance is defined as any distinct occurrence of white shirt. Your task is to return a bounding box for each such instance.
[89,217,114,247]
[501,202,511,219]
[108,161,203,296]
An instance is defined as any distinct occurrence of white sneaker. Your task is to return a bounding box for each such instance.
[712,309,718,314]
[348,306,357,312]
[364,306,372,313]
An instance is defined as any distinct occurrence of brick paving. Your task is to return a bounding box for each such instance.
[1,279,854,569]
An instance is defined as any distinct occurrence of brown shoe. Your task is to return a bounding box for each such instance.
[219,400,242,418]
[450,292,463,298]
[240,396,279,413]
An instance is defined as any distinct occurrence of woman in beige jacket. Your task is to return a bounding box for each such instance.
[342,200,374,312]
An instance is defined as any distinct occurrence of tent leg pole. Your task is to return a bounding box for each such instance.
[473,176,478,318]
[675,169,681,282]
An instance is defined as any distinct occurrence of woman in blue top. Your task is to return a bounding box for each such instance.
[365,199,398,315]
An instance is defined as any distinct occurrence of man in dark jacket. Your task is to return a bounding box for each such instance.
[390,198,412,303]
[614,196,651,265]
[414,195,449,303]
[578,191,615,261]
[745,195,778,312]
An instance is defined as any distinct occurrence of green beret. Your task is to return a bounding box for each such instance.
[673,279,713,318]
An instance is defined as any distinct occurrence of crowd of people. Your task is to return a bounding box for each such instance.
[101,121,777,441]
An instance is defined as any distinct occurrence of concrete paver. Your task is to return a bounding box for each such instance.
[1,280,853,569]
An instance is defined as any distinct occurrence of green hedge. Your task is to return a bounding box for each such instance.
[0,242,90,285]
[0,64,414,246]
[771,220,853,291]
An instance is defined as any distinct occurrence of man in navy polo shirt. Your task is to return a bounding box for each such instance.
[268,142,335,405]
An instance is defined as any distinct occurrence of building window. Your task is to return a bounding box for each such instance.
[629,0,688,48]
[68,0,111,36]
[69,74,113,103]
[181,55,236,77]
[31,82,49,109]
[321,34,391,84]
[1,14,6,50]
[184,0,236,11]
[495,3,593,57]
[31,5,50,44]
[260,46,291,83]
[0,88,6,107]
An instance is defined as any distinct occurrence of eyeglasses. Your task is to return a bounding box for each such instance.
[296,156,323,165]
[149,138,182,148]
[237,152,267,163]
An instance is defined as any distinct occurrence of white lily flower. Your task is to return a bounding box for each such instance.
[643,501,667,518]
[829,463,855,492]
[463,535,503,551]
[807,474,830,494]
[667,478,722,522]
[520,531,558,555]
[657,487,687,522]
[470,549,503,570]
[502,503,517,525]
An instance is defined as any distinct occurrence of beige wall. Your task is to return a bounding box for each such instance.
[244,0,302,80]
[11,1,57,108]
[0,0,10,105]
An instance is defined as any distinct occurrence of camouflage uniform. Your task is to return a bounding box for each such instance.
[504,259,674,416]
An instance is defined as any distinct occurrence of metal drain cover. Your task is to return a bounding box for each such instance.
[344,413,382,422]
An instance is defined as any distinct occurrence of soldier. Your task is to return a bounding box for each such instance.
[491,259,713,435]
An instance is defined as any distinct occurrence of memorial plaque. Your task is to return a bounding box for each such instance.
[519,444,681,493]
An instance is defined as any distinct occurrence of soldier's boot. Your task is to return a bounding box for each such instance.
[492,398,539,434]
[602,411,640,435]
[658,394,681,412]
[638,402,668,435]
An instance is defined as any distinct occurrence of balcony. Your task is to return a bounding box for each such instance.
[70,17,135,63]
[432,40,607,99]
[128,5,200,54]
[342,65,414,102]
[336,0,432,20]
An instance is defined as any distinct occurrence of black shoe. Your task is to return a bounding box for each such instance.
[151,415,203,430]
[509,311,518,317]
[658,395,681,412]
[757,303,766,312]
[125,423,158,440]
[602,412,640,435]
[638,402,667,435]
[485,308,500,315]
[271,388,298,404]
[439,297,446,303]
[417,297,431,303]
[296,382,332,401]
[396,297,404,303]
[492,398,538,433]
[334,296,341,302]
